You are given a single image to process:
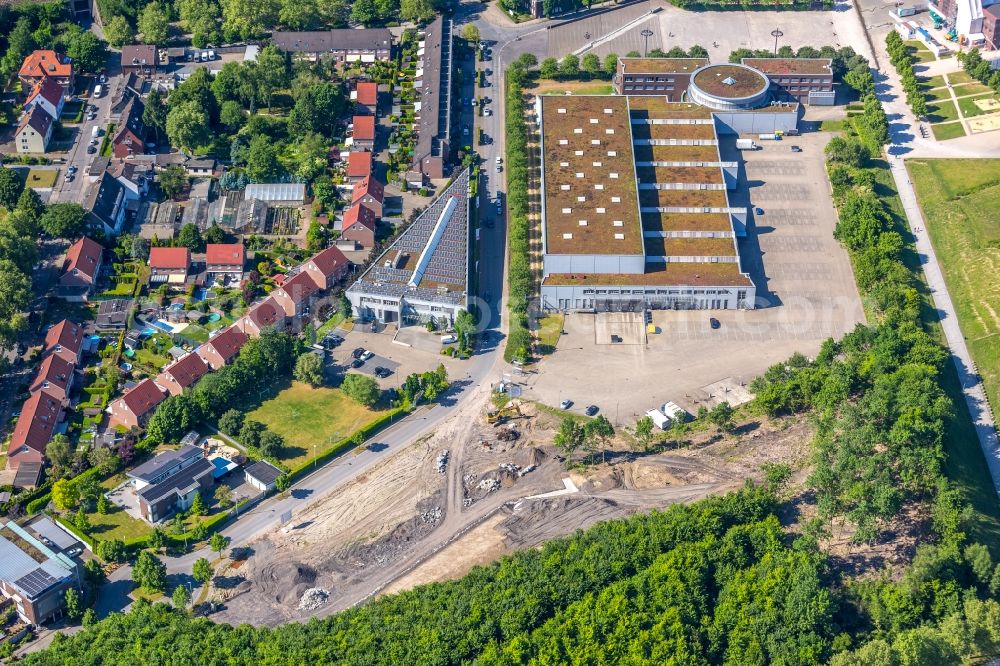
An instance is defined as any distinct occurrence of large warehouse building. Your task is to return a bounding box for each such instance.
[347,170,470,325]
[536,95,757,312]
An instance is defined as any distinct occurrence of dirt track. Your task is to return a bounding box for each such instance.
[209,385,811,626]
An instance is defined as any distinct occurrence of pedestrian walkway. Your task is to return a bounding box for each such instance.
[888,156,1000,496]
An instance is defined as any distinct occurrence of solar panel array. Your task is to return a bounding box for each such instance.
[349,170,469,307]
[14,567,58,599]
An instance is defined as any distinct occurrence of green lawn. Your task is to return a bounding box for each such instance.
[131,347,171,372]
[931,121,967,140]
[952,82,992,97]
[947,70,976,85]
[907,158,1000,549]
[925,86,954,103]
[904,41,937,63]
[958,93,998,118]
[819,119,846,132]
[179,325,210,344]
[25,169,57,188]
[247,381,389,469]
[927,98,960,124]
[919,74,947,90]
[535,313,565,355]
[79,504,151,542]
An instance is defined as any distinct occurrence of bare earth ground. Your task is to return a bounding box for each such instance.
[209,384,815,626]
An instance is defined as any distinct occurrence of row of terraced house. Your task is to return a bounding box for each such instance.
[105,245,351,430]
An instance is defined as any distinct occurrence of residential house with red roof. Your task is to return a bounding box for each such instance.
[15,106,53,154]
[44,320,85,365]
[346,151,373,183]
[24,77,65,120]
[352,115,376,151]
[110,96,148,159]
[302,245,350,291]
[196,326,249,370]
[28,355,75,404]
[340,203,377,249]
[272,271,321,320]
[355,81,378,115]
[351,175,384,218]
[237,297,284,337]
[59,237,103,302]
[7,390,63,469]
[205,243,245,284]
[155,353,208,396]
[18,50,74,95]
[107,379,166,430]
[149,247,191,284]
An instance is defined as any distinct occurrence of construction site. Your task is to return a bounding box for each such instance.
[206,381,812,627]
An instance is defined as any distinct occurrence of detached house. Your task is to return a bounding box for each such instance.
[15,106,53,154]
[352,115,375,151]
[302,245,350,290]
[351,175,384,218]
[205,243,245,284]
[7,390,63,469]
[111,96,148,158]
[24,77,65,120]
[43,320,84,366]
[107,378,166,430]
[18,50,74,95]
[58,237,103,302]
[155,353,208,396]
[148,247,191,284]
[0,525,79,625]
[121,45,158,78]
[196,326,248,370]
[355,81,378,115]
[346,151,373,183]
[340,203,377,250]
[127,445,214,523]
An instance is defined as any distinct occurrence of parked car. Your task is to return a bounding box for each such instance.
[710,317,721,329]
[87,145,97,154]
[585,405,599,416]
[360,350,374,361]
[560,399,573,410]
[440,334,457,344]
[754,207,764,215]
[352,347,365,359]
[350,358,365,368]
[790,145,802,152]
[374,366,392,378]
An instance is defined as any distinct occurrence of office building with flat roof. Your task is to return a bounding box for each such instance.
[536,95,755,312]
[347,170,470,325]
[613,57,708,98]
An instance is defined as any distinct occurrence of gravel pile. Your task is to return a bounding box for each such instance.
[298,587,330,611]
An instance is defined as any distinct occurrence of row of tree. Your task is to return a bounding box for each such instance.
[959,47,1000,95]
[886,32,929,117]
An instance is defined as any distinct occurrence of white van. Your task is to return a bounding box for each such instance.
[208,50,216,60]
[440,334,457,344]
[93,84,103,98]
[91,125,102,139]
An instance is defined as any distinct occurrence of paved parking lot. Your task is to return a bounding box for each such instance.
[329,325,467,390]
[522,132,864,423]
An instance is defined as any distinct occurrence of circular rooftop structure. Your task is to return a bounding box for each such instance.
[688,63,770,111]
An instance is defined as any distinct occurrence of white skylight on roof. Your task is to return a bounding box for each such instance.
[579,220,588,226]
[559,139,568,145]
[561,184,571,190]
[574,128,583,134]
[591,140,601,145]
[611,196,621,203]
[575,150,584,156]
[577,196,586,202]
[563,233,573,239]
[605,128,615,134]
[562,207,571,213]
[610,173,619,179]
[604,108,613,114]
[596,207,606,213]
[721,76,737,85]
[590,118,598,124]
[594,184,604,190]
[613,220,624,227]
[558,108,567,113]
[560,161,569,167]
[614,233,625,240]
[608,151,617,156]
[575,172,584,178]
[592,161,602,167]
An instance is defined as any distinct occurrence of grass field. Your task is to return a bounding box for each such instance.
[535,314,565,355]
[904,41,936,63]
[820,119,846,132]
[925,85,953,103]
[926,98,960,124]
[947,70,976,85]
[952,82,993,97]
[906,158,1000,548]
[931,121,968,140]
[81,504,151,542]
[919,74,947,90]
[958,93,999,118]
[248,381,388,469]
[25,169,57,188]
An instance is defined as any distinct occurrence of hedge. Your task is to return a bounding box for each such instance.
[503,78,533,363]
[52,512,93,547]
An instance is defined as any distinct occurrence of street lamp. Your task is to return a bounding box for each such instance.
[771,28,784,56]
[641,29,654,57]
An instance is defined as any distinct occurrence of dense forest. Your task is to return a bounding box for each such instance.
[23,485,1000,665]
